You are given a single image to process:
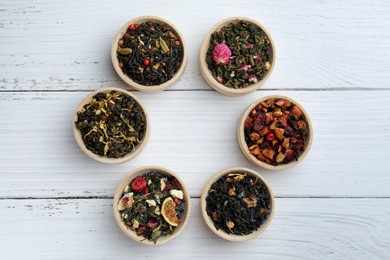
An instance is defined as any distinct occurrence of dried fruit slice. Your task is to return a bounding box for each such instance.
[161,197,180,227]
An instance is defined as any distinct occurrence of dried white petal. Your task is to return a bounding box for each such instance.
[146,199,156,207]
[169,189,183,200]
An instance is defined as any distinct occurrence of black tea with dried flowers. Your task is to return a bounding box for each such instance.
[75,91,147,158]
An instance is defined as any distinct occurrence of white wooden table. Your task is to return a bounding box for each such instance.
[1,1,390,259]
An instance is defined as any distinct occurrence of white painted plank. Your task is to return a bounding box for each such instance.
[1,0,390,91]
[1,90,389,198]
[0,198,389,259]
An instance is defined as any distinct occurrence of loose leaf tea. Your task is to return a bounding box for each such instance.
[75,91,146,158]
[206,20,272,89]
[117,171,186,243]
[244,98,309,165]
[206,172,272,235]
[116,21,184,86]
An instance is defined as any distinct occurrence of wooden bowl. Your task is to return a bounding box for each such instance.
[73,87,150,164]
[113,166,191,245]
[200,167,274,241]
[237,95,313,170]
[111,16,188,93]
[199,17,275,96]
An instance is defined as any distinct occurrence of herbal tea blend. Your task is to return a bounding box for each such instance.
[75,91,147,158]
[117,171,186,243]
[116,21,184,86]
[244,98,309,165]
[206,20,272,89]
[205,172,272,235]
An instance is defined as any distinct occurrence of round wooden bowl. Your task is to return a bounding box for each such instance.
[200,167,275,241]
[73,87,150,164]
[199,17,275,96]
[237,95,313,170]
[111,16,188,93]
[113,166,191,245]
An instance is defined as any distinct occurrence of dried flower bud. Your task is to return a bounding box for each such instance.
[212,43,232,65]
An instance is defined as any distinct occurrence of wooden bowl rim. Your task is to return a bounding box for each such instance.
[237,95,314,170]
[113,166,191,245]
[199,17,276,96]
[72,87,150,164]
[111,16,188,93]
[200,167,275,241]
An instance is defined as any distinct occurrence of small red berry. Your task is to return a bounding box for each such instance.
[118,39,124,46]
[266,132,275,141]
[129,24,135,30]
[124,33,130,38]
[147,21,153,26]
[143,59,150,66]
[119,62,124,68]
[131,177,146,192]
[285,149,294,159]
[174,40,180,46]
[134,23,139,29]
[174,198,181,205]
[137,226,146,233]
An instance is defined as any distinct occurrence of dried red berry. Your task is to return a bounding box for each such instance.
[174,198,181,205]
[134,23,139,29]
[285,149,294,159]
[131,177,146,192]
[174,40,180,46]
[129,24,135,30]
[137,226,146,232]
[143,59,150,66]
[253,113,265,131]
[266,132,275,141]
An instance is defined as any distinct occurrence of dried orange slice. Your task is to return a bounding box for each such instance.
[161,197,180,227]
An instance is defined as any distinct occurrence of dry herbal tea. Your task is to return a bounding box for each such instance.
[116,21,184,86]
[117,171,186,243]
[244,98,309,165]
[206,20,272,89]
[75,91,147,158]
[205,172,272,235]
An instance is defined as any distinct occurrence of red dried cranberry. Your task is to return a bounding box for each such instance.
[131,177,146,192]
[266,132,275,141]
[253,113,265,131]
[285,149,294,160]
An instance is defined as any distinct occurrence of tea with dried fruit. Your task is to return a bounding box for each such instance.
[116,21,184,86]
[117,171,186,243]
[206,20,272,89]
[75,91,147,158]
[244,97,309,165]
[205,172,272,235]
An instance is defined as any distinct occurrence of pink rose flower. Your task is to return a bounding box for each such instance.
[212,44,232,65]
[249,74,258,83]
[253,55,262,62]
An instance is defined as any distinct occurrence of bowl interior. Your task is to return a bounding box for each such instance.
[237,95,313,170]
[200,167,275,241]
[113,166,191,245]
[199,17,275,96]
[111,16,188,92]
[73,87,150,164]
